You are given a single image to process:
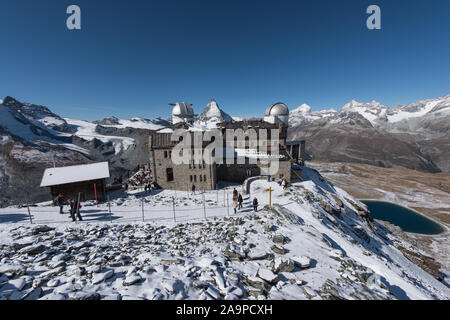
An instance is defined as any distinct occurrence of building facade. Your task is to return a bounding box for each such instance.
[148,101,302,190]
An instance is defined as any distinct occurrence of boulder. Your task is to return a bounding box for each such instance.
[292,256,311,269]
[30,225,55,235]
[160,258,182,266]
[243,276,271,291]
[0,264,27,276]
[270,257,295,273]
[123,274,142,286]
[19,244,47,255]
[257,268,279,284]
[272,235,287,245]
[270,245,286,255]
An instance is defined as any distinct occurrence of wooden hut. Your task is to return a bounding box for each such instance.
[40,162,110,202]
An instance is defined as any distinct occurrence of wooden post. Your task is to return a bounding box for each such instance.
[76,192,81,223]
[226,192,229,217]
[94,183,98,207]
[107,194,112,223]
[266,187,273,208]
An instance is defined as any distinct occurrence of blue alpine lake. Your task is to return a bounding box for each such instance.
[362,201,444,235]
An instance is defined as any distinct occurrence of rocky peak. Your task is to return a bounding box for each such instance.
[198,99,233,122]
[2,96,22,108]
[94,116,121,126]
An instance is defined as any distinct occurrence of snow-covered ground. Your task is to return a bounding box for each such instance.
[0,168,448,300]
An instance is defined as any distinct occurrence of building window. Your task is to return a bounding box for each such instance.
[200,175,203,182]
[204,175,207,181]
[194,175,197,182]
[166,168,174,182]
[190,175,193,182]
[164,151,168,158]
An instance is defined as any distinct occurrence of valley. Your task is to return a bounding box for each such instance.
[307,161,449,277]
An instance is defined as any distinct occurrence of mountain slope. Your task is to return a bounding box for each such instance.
[0,97,169,207]
[0,167,448,300]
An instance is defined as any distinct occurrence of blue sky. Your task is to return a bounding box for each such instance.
[0,0,449,120]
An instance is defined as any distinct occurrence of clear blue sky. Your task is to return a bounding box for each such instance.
[1,0,449,120]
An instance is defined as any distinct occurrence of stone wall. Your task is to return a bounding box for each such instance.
[150,148,216,190]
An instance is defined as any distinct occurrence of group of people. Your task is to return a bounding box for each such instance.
[123,168,154,193]
[232,188,259,214]
[127,169,153,187]
[54,193,83,222]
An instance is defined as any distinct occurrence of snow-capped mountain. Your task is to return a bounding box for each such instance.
[289,104,337,127]
[288,94,450,172]
[290,94,450,135]
[0,96,171,207]
[2,96,71,133]
[196,99,233,124]
[94,116,170,131]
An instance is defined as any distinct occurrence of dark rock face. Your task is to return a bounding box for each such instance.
[93,116,121,126]
[288,123,441,173]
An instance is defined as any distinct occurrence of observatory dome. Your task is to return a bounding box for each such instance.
[264,102,289,125]
[265,102,289,117]
[170,102,194,124]
[171,102,194,117]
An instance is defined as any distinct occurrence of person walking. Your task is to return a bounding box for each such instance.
[55,193,64,214]
[238,193,243,210]
[69,199,83,222]
[253,198,258,212]
[232,192,238,214]
[191,184,196,195]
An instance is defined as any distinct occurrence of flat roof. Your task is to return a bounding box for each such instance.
[40,162,110,187]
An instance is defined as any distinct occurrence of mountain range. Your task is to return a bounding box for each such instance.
[0,94,448,206]
[288,94,450,173]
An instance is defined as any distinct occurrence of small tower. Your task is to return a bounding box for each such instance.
[170,102,194,124]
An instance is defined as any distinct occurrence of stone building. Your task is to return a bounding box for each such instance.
[148,101,304,190]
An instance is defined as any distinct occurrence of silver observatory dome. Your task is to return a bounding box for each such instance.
[265,102,289,117]
[170,102,194,124]
[264,102,289,125]
[171,102,194,117]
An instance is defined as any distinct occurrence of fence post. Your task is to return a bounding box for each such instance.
[94,183,98,207]
[76,192,81,223]
[107,194,112,223]
[172,196,176,222]
[226,192,229,217]
[26,195,33,224]
[216,190,219,206]
[141,196,145,222]
[203,193,206,220]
